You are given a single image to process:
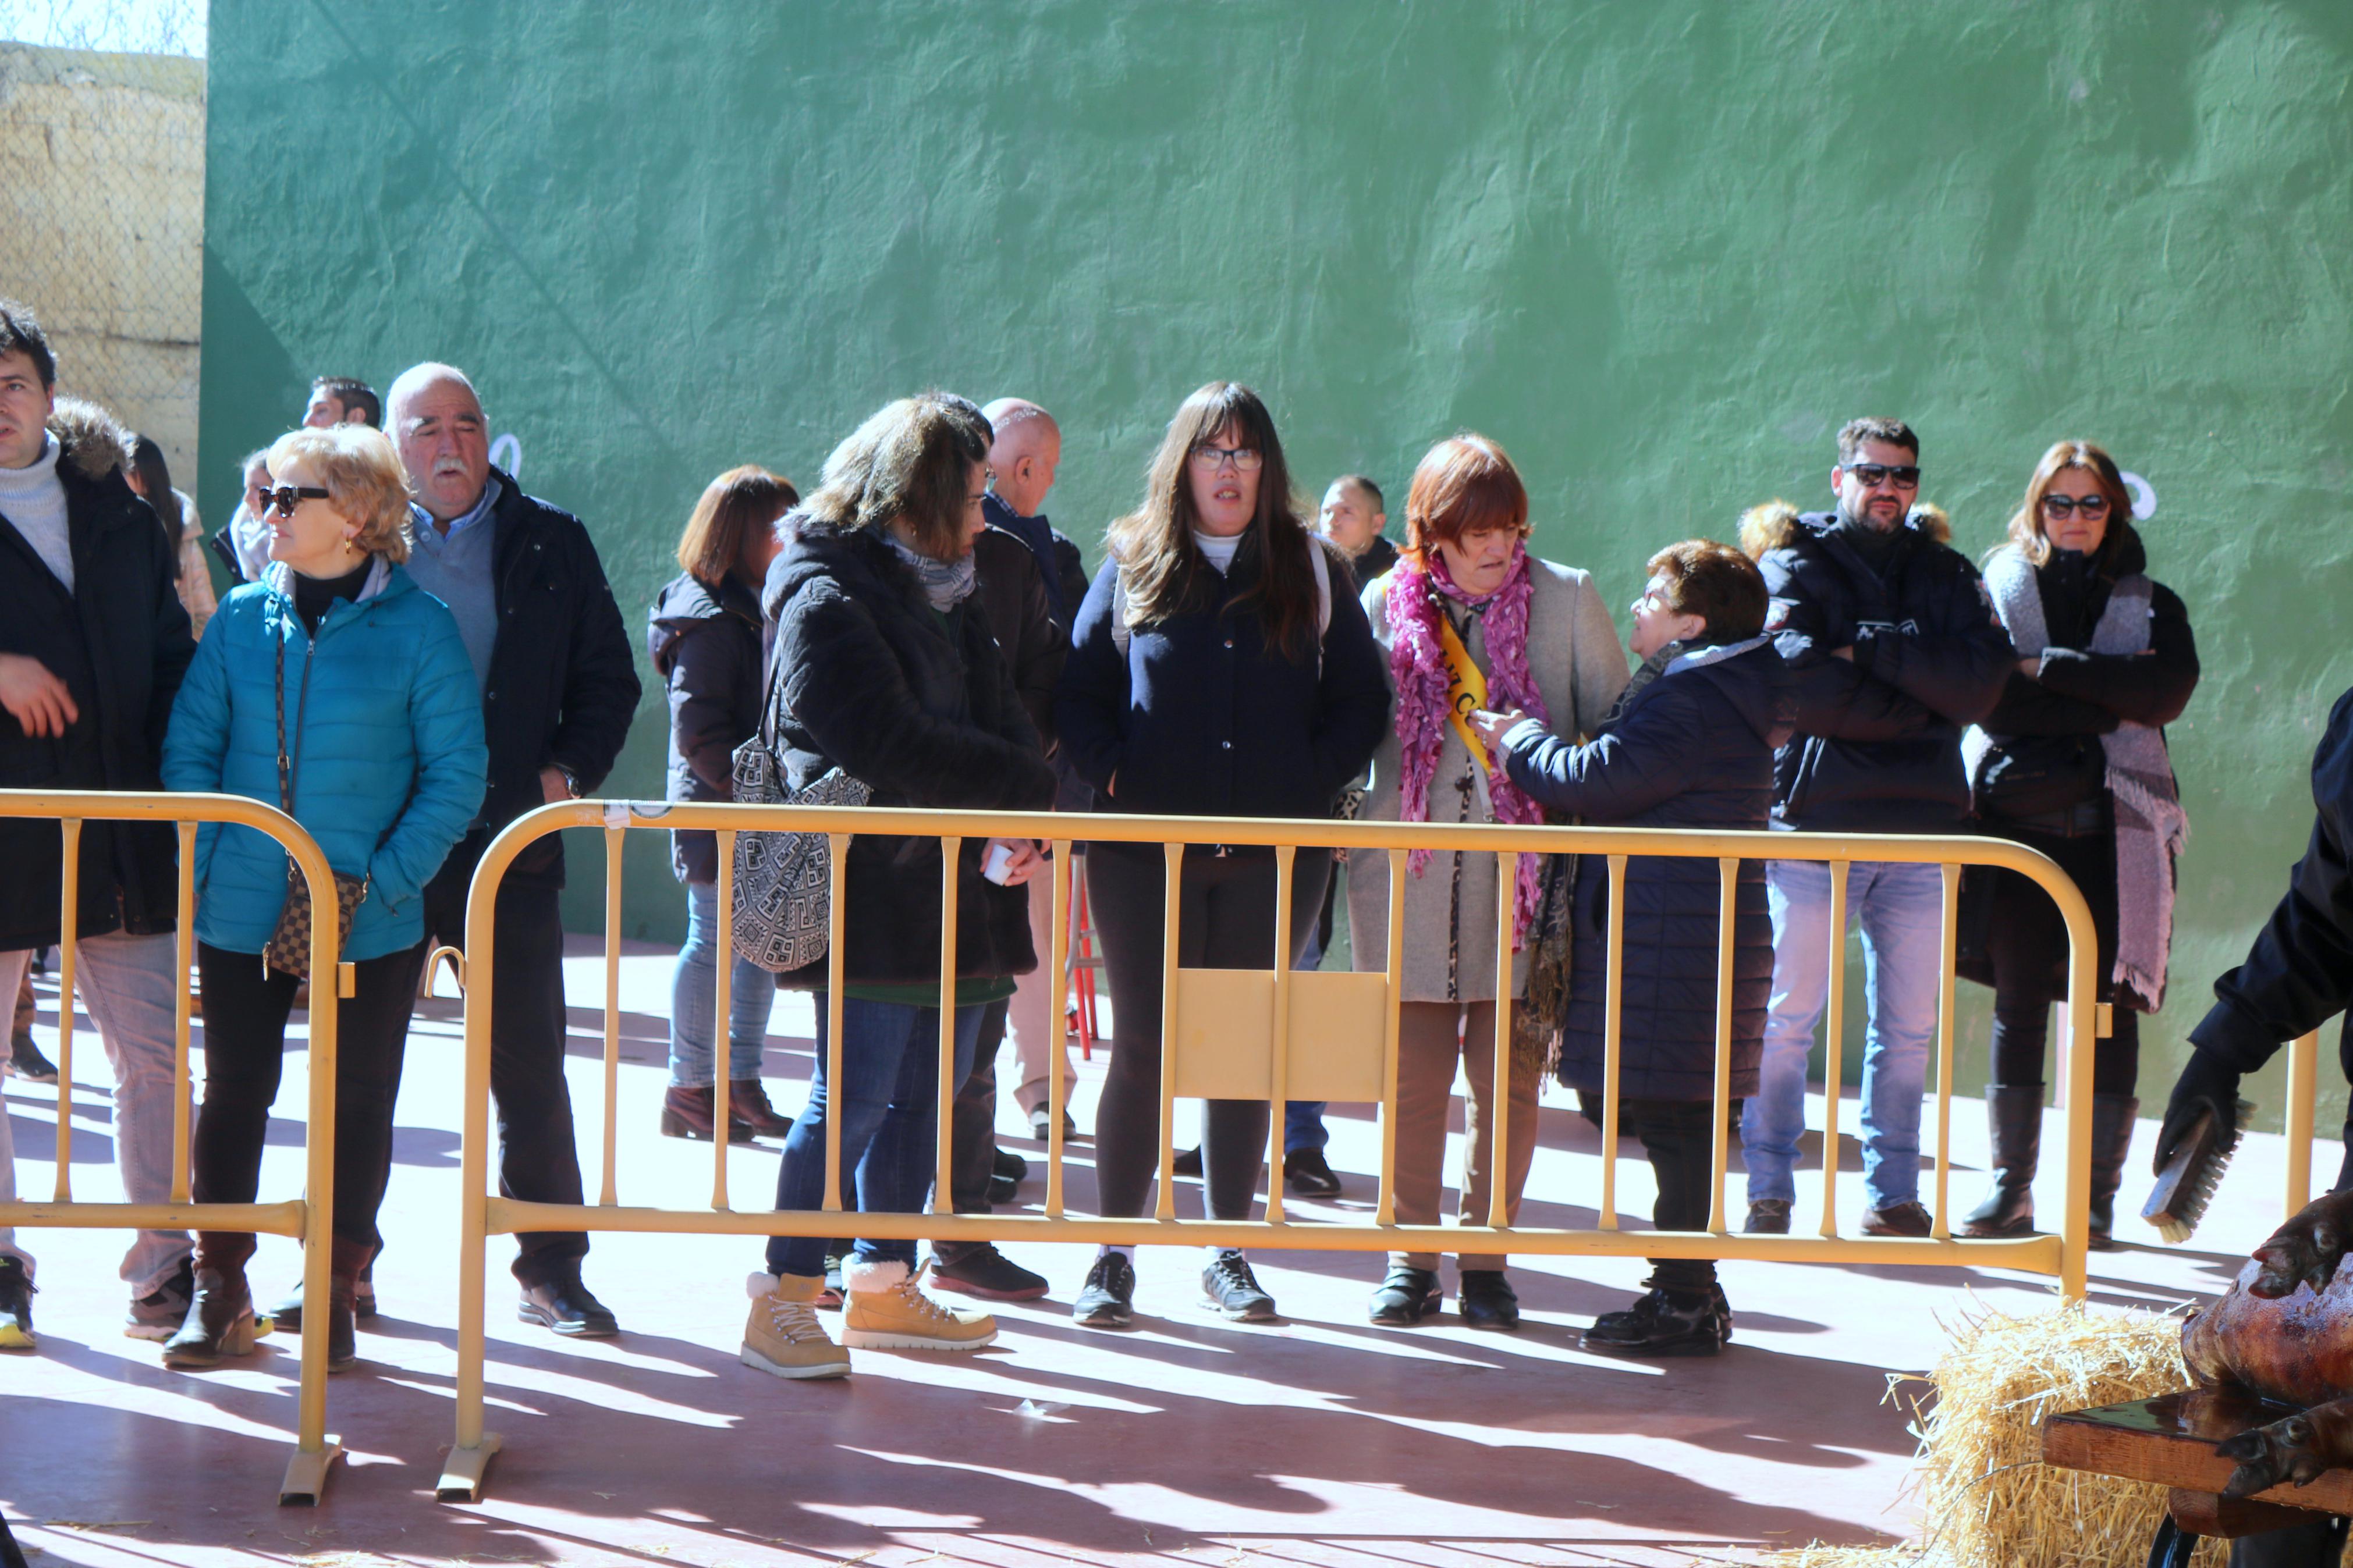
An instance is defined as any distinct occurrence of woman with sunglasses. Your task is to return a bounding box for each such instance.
[158,425,486,1370]
[1055,382,1390,1328]
[1958,441,2198,1245]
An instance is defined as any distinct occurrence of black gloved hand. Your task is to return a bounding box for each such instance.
[2153,1047,2243,1175]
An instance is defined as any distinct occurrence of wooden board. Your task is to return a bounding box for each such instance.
[2042,1391,2353,1516]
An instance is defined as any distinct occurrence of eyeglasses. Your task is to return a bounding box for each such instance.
[1191,445,1263,472]
[261,485,331,518]
[2042,492,2110,519]
[1844,463,1921,490]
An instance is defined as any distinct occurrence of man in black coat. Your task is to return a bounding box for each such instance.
[379,361,641,1338]
[2160,685,2353,1196]
[0,300,200,1350]
[1736,419,2014,1240]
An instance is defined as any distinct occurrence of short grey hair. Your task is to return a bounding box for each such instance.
[385,361,482,426]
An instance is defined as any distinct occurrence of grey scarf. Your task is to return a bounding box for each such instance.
[885,532,977,612]
[1968,547,2187,1010]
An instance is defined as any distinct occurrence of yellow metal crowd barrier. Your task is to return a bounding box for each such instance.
[437,799,2100,1502]
[0,788,348,1505]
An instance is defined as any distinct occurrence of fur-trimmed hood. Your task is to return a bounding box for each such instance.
[1740,498,1950,560]
[45,396,133,479]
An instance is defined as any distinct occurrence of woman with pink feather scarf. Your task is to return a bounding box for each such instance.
[1344,434,1627,1331]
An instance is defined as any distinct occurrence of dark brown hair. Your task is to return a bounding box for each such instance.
[2004,440,2132,568]
[0,298,56,387]
[803,392,992,561]
[1647,539,1769,642]
[1836,417,1919,464]
[1402,434,1529,561]
[1106,382,1321,661]
[677,465,798,587]
[311,375,381,426]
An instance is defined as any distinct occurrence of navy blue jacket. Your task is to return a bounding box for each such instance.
[1055,531,1390,825]
[648,571,765,885]
[1502,639,1792,1101]
[1757,510,2013,831]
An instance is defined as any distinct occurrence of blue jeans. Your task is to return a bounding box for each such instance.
[668,880,775,1087]
[764,999,984,1278]
[1740,859,1944,1213]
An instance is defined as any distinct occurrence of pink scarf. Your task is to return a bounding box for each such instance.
[1386,542,1549,947]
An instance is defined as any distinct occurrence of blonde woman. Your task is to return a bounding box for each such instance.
[159,424,486,1371]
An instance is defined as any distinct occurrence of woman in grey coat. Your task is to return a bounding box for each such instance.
[1347,435,1626,1329]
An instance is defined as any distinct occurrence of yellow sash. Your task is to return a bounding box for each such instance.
[1436,609,1491,772]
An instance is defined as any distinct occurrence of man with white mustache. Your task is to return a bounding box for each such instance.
[279,361,638,1340]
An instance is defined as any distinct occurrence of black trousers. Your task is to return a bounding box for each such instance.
[1620,1097,1727,1294]
[1087,844,1330,1223]
[1985,827,2138,1098]
[420,846,589,1286]
[191,941,428,1250]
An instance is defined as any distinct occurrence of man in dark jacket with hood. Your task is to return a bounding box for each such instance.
[0,300,199,1350]
[1736,419,2014,1240]
[374,361,641,1339]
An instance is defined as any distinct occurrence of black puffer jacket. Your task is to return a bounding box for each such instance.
[1501,640,1791,1101]
[971,522,1065,752]
[466,469,642,887]
[761,514,1055,988]
[1755,509,2014,831]
[2191,684,2353,1075]
[648,571,764,885]
[0,414,196,949]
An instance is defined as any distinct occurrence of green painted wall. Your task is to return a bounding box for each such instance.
[201,2,2353,1124]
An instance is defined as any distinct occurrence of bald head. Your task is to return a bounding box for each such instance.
[981,398,1060,518]
[388,362,489,525]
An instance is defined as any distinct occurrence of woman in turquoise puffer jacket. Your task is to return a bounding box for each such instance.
[157,424,485,1373]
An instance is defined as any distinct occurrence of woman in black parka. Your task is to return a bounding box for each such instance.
[648,465,797,1143]
[1958,441,2196,1247]
[1477,539,1791,1357]
[1055,381,1390,1329]
[744,394,1055,1381]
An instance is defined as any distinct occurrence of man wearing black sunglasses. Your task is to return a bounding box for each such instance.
[1737,417,2014,1242]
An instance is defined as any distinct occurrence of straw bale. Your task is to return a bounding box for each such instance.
[1752,1300,2224,1568]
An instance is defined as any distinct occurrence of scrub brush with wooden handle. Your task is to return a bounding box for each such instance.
[2142,1097,2256,1244]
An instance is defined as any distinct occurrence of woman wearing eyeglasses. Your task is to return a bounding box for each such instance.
[1958,441,2198,1245]
[1055,382,1390,1328]
[158,425,487,1371]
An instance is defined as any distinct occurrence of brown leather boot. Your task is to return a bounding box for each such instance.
[163,1232,260,1369]
[659,1083,753,1144]
[324,1237,371,1371]
[730,1078,794,1137]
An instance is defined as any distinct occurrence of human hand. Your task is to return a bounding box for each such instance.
[540,766,574,804]
[2017,657,2041,678]
[1830,646,1855,662]
[0,654,77,738]
[986,837,1042,886]
[1469,707,1531,752]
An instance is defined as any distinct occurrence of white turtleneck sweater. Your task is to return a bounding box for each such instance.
[0,433,73,592]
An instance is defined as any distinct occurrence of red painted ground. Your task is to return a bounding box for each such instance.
[0,939,2308,1566]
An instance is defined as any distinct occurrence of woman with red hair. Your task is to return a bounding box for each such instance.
[1346,433,1627,1330]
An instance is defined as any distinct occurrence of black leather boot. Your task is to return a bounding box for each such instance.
[2087,1093,2139,1250]
[324,1237,370,1371]
[1582,1281,1725,1357]
[1964,1085,2043,1238]
[163,1232,260,1369]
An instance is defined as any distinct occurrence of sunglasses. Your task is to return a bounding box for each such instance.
[2042,492,2111,519]
[1844,463,1921,490]
[261,485,331,518]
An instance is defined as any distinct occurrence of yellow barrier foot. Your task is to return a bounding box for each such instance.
[278,1437,343,1506]
[435,1434,503,1503]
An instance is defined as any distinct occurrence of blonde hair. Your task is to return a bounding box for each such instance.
[267,425,416,563]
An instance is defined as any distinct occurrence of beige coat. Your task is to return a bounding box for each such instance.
[1347,559,1628,1002]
